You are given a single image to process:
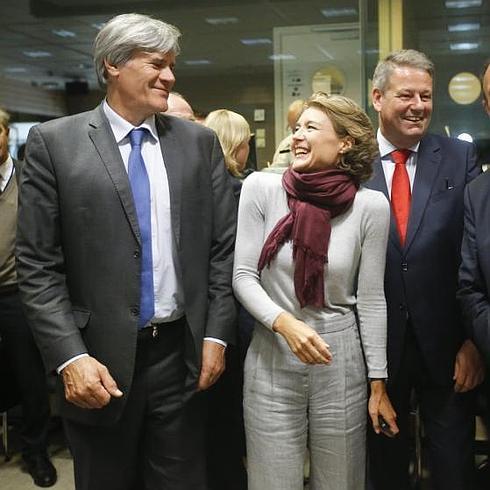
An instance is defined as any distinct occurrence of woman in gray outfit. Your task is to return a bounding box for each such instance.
[233,93,399,490]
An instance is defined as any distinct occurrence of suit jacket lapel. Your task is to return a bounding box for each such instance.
[88,105,141,245]
[404,135,440,252]
[365,157,402,252]
[156,115,182,248]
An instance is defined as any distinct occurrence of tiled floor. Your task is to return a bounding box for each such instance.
[0,447,74,490]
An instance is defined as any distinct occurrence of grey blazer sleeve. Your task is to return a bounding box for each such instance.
[15,124,87,373]
[202,134,237,343]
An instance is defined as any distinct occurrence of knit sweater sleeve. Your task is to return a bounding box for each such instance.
[356,190,390,378]
[233,173,285,329]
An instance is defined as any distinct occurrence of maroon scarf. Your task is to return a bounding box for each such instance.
[258,167,358,308]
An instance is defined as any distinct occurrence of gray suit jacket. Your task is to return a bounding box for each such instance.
[16,105,237,425]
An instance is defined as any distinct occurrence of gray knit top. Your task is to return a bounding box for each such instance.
[233,171,390,378]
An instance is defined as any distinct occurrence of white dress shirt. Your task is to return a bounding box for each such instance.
[377,129,420,196]
[0,155,14,192]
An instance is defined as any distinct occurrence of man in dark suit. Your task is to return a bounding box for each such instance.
[366,49,484,490]
[0,108,56,487]
[459,59,490,362]
[16,13,236,490]
[458,60,490,485]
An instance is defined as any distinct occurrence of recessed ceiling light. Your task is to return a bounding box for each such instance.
[457,133,473,142]
[448,22,480,32]
[52,29,76,38]
[269,54,296,61]
[4,67,28,73]
[321,8,357,18]
[184,59,211,65]
[205,17,238,25]
[241,38,272,46]
[23,51,52,58]
[445,0,482,8]
[450,42,479,50]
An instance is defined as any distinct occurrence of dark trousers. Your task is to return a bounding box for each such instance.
[368,327,476,490]
[206,344,247,490]
[64,319,206,490]
[0,290,51,457]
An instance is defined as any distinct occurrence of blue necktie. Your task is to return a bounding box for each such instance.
[128,128,154,328]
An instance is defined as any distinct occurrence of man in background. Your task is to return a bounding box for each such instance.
[267,98,304,170]
[458,60,490,485]
[16,13,236,490]
[366,49,483,490]
[166,91,195,120]
[0,108,56,487]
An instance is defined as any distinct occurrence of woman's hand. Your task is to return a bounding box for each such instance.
[368,380,399,437]
[272,312,332,365]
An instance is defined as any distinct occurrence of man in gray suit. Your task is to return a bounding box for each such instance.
[16,13,236,490]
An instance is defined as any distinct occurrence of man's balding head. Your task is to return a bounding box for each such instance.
[166,92,195,120]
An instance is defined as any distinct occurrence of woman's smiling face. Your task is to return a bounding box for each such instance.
[291,107,346,173]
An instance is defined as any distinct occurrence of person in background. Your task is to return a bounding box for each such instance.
[458,58,490,485]
[15,13,236,490]
[0,107,56,487]
[366,49,483,490]
[203,108,251,490]
[234,92,398,490]
[267,99,305,170]
[204,108,251,202]
[166,91,195,121]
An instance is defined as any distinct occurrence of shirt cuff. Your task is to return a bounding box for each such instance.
[56,353,89,374]
[204,337,227,348]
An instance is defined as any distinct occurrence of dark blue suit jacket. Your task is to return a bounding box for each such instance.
[458,170,490,363]
[365,133,479,385]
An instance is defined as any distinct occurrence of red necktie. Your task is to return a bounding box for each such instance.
[391,149,411,245]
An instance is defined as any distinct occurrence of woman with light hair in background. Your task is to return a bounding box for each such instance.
[205,109,251,202]
[233,92,399,490]
[204,109,252,490]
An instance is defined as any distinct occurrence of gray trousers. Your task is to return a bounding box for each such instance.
[244,312,367,490]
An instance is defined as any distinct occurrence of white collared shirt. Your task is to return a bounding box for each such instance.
[103,100,185,323]
[377,129,420,197]
[0,155,14,192]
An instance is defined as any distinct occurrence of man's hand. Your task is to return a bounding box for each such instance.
[198,340,226,391]
[61,356,123,409]
[369,380,399,437]
[453,339,485,393]
[272,312,332,365]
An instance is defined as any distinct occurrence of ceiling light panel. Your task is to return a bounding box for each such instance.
[445,0,482,8]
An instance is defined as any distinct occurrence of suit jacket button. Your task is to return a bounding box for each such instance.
[133,250,140,258]
[130,307,139,316]
[402,262,408,272]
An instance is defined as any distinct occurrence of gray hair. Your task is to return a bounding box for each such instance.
[0,108,10,130]
[372,49,434,92]
[93,13,181,87]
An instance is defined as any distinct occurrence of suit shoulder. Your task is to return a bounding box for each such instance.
[157,114,215,139]
[424,133,473,153]
[34,110,93,135]
[467,169,490,194]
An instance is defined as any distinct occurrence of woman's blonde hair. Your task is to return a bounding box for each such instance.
[306,92,379,183]
[204,109,251,177]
